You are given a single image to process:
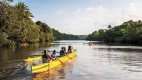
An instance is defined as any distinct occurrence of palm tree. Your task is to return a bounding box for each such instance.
[108,25,112,29]
[15,2,33,20]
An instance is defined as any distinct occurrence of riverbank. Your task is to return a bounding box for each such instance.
[86,20,142,45]
[0,1,80,48]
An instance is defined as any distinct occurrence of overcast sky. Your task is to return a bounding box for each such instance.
[14,0,142,35]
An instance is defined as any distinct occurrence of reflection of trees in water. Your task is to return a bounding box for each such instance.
[32,57,76,80]
[0,43,53,62]
[0,43,55,80]
[96,48,142,62]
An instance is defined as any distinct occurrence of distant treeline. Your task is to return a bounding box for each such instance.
[87,20,142,45]
[52,29,80,40]
[0,0,80,47]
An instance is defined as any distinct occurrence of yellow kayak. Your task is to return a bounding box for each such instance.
[25,56,42,62]
[32,50,77,73]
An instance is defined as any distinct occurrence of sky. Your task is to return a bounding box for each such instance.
[14,0,142,35]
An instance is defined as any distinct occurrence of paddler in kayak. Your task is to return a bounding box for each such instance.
[42,50,55,63]
[42,50,49,63]
[60,47,66,57]
[68,46,73,53]
[63,47,67,54]
[51,50,56,59]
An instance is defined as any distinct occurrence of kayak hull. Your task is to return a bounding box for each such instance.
[32,50,77,73]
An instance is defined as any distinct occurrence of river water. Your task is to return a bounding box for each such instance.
[0,40,142,80]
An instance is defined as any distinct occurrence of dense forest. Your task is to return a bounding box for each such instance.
[87,20,142,45]
[0,0,80,47]
[77,35,88,40]
[52,29,80,40]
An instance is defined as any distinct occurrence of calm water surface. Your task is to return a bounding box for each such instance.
[0,40,142,80]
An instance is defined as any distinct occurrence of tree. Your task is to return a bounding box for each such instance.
[87,20,142,45]
[0,1,80,48]
[108,25,112,29]
[36,21,53,42]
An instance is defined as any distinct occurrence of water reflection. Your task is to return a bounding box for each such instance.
[91,45,142,72]
[0,40,142,80]
[0,43,53,62]
[32,57,76,80]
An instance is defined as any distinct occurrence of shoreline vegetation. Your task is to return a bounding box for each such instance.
[87,20,142,45]
[0,0,80,48]
[1,0,141,48]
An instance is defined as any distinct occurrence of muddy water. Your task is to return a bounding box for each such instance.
[0,40,142,80]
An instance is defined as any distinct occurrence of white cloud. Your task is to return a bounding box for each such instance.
[123,2,142,21]
[86,7,93,11]
[73,8,81,14]
[46,2,142,35]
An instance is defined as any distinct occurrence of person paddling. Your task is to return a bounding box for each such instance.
[68,46,73,53]
[51,50,56,59]
[60,47,66,57]
[42,50,55,63]
[63,47,67,54]
[42,50,49,63]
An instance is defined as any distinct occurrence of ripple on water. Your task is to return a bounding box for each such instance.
[1,41,142,80]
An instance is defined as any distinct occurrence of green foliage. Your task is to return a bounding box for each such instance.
[52,29,80,40]
[0,1,47,47]
[87,29,105,41]
[35,21,53,42]
[0,1,81,47]
[0,32,15,47]
[77,35,88,40]
[87,20,142,45]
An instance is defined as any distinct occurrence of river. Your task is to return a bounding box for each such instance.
[0,40,142,80]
